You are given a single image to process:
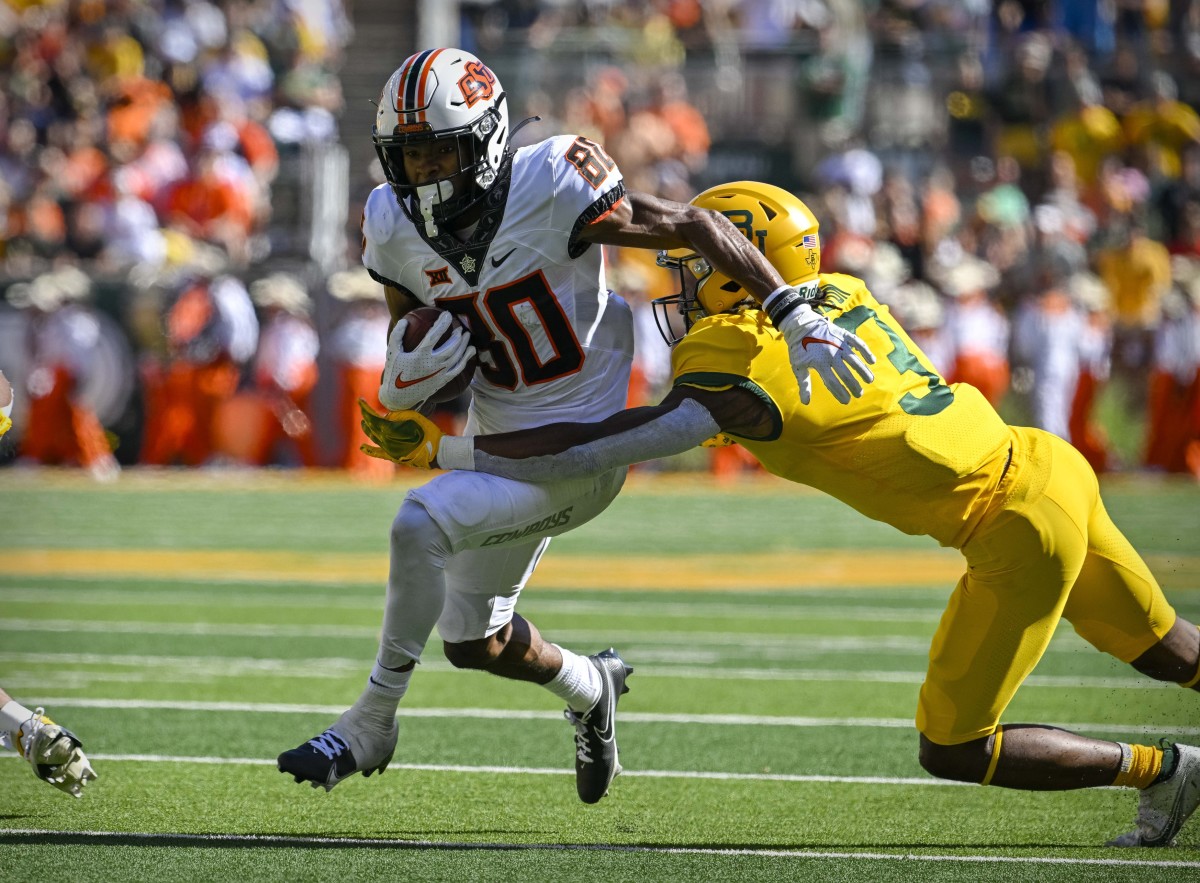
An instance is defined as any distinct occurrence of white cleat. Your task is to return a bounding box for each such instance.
[1108,741,1200,847]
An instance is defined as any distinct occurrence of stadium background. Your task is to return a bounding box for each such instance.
[1,0,1199,479]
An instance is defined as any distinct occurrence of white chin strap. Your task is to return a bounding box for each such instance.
[416,180,455,237]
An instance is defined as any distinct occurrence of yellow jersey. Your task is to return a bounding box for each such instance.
[671,273,1012,549]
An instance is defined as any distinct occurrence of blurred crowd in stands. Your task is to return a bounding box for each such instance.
[491,0,1200,479]
[0,0,378,478]
[2,0,1199,481]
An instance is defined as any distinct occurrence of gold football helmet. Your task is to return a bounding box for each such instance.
[653,181,822,345]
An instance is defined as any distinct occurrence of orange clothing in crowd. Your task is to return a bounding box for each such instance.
[141,279,258,466]
[657,100,711,158]
[140,357,241,466]
[709,441,762,481]
[1069,368,1111,473]
[237,119,280,178]
[61,144,111,200]
[20,193,68,246]
[1144,368,1200,476]
[22,366,113,470]
[338,365,394,478]
[248,365,320,467]
[107,77,173,150]
[162,172,253,239]
[949,353,1010,408]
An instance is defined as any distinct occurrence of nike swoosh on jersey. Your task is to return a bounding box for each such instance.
[394,370,442,389]
[490,248,517,268]
[801,335,839,350]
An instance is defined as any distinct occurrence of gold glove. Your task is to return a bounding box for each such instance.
[700,432,736,448]
[358,399,443,468]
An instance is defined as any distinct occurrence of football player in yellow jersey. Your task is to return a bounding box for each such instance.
[358,181,1200,847]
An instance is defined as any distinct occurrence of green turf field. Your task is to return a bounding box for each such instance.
[2,468,1199,882]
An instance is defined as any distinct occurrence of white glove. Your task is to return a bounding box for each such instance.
[767,288,876,405]
[379,312,476,411]
[17,709,98,798]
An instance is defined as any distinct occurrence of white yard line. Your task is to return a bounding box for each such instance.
[0,618,1110,658]
[0,650,1158,689]
[2,826,1200,869]
[0,587,952,621]
[0,752,980,788]
[21,697,1200,737]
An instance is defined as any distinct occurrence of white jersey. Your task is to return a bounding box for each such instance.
[362,134,634,434]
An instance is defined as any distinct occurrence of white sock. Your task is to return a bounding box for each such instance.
[345,661,412,732]
[544,645,602,713]
[0,700,37,734]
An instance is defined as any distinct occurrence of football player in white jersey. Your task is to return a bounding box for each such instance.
[278,48,875,804]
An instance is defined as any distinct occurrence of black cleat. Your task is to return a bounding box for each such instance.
[277,717,397,793]
[564,648,632,804]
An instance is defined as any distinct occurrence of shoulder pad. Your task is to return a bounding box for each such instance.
[363,184,403,247]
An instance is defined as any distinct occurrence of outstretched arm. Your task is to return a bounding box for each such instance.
[580,191,875,404]
[457,393,720,482]
[581,192,787,302]
[359,385,773,481]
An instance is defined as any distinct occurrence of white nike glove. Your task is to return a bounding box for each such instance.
[379,312,477,411]
[766,287,876,405]
[14,708,98,798]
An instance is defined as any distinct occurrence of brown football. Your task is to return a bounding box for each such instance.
[401,307,478,402]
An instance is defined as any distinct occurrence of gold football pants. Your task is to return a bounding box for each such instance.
[917,427,1176,745]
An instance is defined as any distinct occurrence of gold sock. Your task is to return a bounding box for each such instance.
[1112,742,1164,789]
[980,726,1004,786]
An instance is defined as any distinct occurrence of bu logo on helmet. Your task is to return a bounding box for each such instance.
[723,210,766,253]
[457,61,496,108]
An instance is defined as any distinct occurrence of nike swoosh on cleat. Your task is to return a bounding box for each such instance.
[801,335,839,350]
[394,370,442,389]
[490,248,517,268]
[595,674,617,743]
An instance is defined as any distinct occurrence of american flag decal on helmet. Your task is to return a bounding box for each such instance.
[802,234,819,249]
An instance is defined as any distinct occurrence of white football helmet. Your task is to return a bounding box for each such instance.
[373,48,511,236]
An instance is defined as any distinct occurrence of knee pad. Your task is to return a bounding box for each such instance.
[390,499,452,561]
